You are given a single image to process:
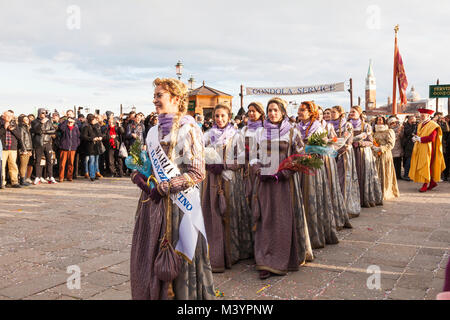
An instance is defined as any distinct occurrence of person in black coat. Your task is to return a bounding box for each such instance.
[31,108,57,184]
[104,117,125,177]
[81,114,104,181]
[401,115,418,181]
[17,115,33,186]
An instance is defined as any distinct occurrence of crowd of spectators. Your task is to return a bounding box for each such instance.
[1,108,449,189]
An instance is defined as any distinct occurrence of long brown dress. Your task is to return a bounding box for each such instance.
[352,121,383,208]
[299,122,339,249]
[252,125,313,275]
[334,121,361,218]
[202,127,253,273]
[130,120,215,300]
[321,121,352,230]
[373,125,400,200]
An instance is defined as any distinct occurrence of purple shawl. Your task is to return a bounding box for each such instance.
[350,119,362,130]
[247,119,264,131]
[329,118,347,134]
[210,123,236,145]
[158,113,197,137]
[264,117,291,140]
[297,120,322,139]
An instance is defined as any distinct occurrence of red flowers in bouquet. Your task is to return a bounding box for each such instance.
[277,154,324,176]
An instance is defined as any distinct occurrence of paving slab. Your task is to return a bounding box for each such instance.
[0,177,448,300]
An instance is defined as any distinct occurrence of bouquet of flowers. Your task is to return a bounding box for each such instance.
[125,139,156,188]
[277,154,324,176]
[305,132,338,158]
[373,140,382,156]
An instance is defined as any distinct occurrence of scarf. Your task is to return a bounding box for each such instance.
[158,113,198,137]
[247,119,263,131]
[210,123,236,145]
[297,119,322,139]
[329,118,347,135]
[375,124,388,132]
[350,119,362,130]
[109,125,117,149]
[264,117,291,140]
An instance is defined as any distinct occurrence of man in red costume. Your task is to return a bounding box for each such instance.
[409,108,446,193]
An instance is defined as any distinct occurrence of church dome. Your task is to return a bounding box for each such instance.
[407,86,421,102]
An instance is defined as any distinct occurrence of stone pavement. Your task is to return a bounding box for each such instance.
[0,177,448,300]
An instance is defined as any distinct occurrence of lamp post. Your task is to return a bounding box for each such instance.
[175,60,183,80]
[188,75,195,90]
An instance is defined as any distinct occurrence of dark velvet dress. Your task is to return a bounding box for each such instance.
[252,126,313,275]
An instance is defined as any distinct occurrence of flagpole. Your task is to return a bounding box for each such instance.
[392,25,399,115]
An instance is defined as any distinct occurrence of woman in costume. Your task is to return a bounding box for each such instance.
[323,108,332,122]
[202,104,252,273]
[252,97,313,279]
[130,78,215,300]
[372,116,400,200]
[317,106,351,230]
[297,101,339,249]
[329,106,361,218]
[241,102,265,209]
[348,106,383,208]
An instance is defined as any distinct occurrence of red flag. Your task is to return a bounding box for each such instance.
[396,48,408,106]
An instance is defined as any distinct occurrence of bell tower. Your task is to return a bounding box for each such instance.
[365,59,376,110]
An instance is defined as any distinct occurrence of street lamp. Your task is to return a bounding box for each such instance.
[175,60,183,80]
[188,75,195,90]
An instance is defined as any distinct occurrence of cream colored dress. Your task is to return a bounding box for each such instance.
[373,125,400,201]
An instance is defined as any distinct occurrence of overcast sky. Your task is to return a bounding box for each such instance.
[1,0,449,116]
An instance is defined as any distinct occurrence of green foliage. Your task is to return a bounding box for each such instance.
[130,138,143,166]
[307,131,328,146]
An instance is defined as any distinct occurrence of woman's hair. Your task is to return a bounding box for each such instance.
[324,108,332,113]
[18,114,29,126]
[350,105,364,120]
[332,105,346,120]
[375,116,387,125]
[153,78,189,114]
[301,101,319,121]
[213,104,232,120]
[86,113,95,124]
[266,97,288,117]
[247,102,265,121]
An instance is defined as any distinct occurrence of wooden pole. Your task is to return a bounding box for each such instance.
[392,25,399,115]
[358,96,361,106]
[349,78,353,108]
[240,85,244,110]
[120,104,123,115]
[436,79,440,113]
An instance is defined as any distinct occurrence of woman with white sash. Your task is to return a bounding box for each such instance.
[130,78,215,300]
[252,97,313,280]
[202,104,252,273]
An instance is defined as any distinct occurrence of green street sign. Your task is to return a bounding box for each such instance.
[429,84,450,98]
[188,100,196,112]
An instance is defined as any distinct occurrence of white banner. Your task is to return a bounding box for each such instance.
[146,125,208,263]
[246,82,346,96]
